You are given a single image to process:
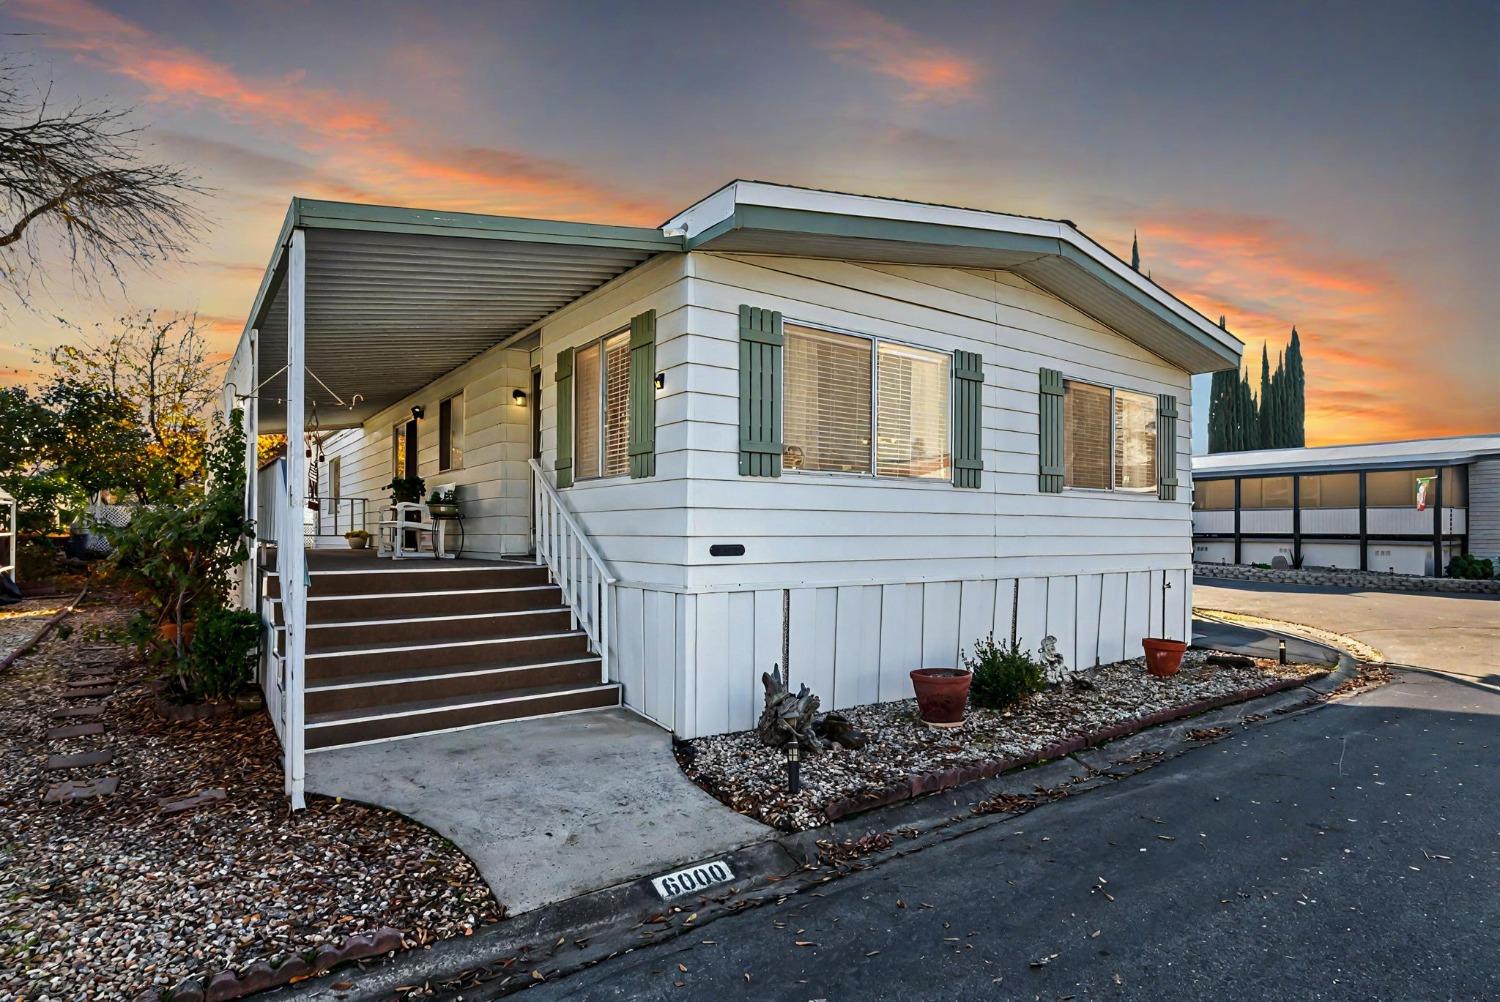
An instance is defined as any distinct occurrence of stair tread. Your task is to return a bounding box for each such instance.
[308,653,601,691]
[304,628,586,658]
[305,606,571,628]
[306,680,621,725]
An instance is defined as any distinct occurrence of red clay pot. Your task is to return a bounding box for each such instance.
[1142,637,1187,677]
[910,667,972,728]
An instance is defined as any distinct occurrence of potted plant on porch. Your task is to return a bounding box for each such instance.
[426,487,460,517]
[343,529,370,549]
[385,476,426,505]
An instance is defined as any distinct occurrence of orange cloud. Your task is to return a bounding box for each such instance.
[1134,212,1498,445]
[799,0,982,103]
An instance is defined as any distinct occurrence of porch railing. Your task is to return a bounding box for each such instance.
[530,458,615,684]
[303,496,370,538]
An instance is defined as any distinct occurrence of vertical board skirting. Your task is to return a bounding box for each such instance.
[992,578,1019,647]
[738,305,783,477]
[1075,574,1102,669]
[956,579,997,661]
[1157,394,1179,501]
[1038,367,1065,493]
[750,590,783,724]
[1098,573,1128,665]
[554,347,575,489]
[1045,576,1078,676]
[628,310,656,479]
[952,349,985,488]
[1015,577,1049,652]
[920,581,962,668]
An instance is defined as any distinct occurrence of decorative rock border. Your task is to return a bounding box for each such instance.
[136,927,404,1002]
[1194,562,1500,595]
[822,672,1321,821]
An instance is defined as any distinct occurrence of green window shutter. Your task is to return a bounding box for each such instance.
[554,347,574,489]
[1157,393,1179,500]
[738,305,783,477]
[628,310,657,479]
[1038,368,1064,493]
[952,349,984,488]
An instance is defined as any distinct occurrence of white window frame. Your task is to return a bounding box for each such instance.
[1062,377,1158,495]
[438,391,464,473]
[780,320,954,484]
[573,326,632,482]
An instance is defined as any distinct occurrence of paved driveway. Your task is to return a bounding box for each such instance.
[529,671,1500,1001]
[1195,579,1500,687]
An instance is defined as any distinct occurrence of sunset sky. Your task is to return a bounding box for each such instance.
[0,0,1495,451]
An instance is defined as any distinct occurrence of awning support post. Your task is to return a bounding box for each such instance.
[284,229,308,809]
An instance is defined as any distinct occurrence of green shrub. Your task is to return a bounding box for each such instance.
[964,633,1046,710]
[184,604,262,700]
[1447,554,1495,580]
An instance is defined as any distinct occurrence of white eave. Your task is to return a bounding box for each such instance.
[664,180,1244,375]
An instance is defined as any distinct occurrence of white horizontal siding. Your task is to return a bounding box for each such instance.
[1471,459,1500,561]
[1192,510,1234,534]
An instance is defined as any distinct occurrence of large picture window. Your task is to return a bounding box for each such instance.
[782,323,950,480]
[1063,380,1156,492]
[574,329,631,480]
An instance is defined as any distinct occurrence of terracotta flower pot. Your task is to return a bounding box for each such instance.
[910,667,972,728]
[1142,637,1187,677]
[346,535,369,549]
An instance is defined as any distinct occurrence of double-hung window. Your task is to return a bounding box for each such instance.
[1063,380,1157,492]
[574,328,631,480]
[781,323,951,480]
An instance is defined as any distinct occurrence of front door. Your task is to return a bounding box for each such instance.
[403,419,418,480]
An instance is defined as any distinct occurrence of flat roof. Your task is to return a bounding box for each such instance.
[1195,434,1500,477]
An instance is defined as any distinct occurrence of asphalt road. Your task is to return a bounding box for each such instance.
[529,671,1499,1001]
[1195,579,1500,687]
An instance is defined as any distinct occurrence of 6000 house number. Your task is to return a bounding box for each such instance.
[651,859,736,900]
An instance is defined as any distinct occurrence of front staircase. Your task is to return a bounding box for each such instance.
[267,554,620,749]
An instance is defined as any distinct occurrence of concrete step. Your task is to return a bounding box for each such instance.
[303,630,593,682]
[305,655,603,714]
[304,681,622,749]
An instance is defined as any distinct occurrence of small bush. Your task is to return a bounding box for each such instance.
[1447,554,1495,580]
[964,633,1046,710]
[183,604,262,700]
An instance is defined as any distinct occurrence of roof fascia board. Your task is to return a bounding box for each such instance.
[1197,458,1482,479]
[242,198,299,343]
[292,198,682,254]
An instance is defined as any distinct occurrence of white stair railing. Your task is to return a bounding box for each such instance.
[530,458,616,684]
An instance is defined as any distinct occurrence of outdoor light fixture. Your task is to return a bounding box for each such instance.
[512,389,527,405]
[654,372,666,391]
[410,405,424,420]
[785,743,800,794]
[1279,638,1287,665]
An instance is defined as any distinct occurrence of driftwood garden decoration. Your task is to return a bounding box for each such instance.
[756,666,869,753]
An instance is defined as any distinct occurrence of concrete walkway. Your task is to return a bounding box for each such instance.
[305,709,769,915]
[1195,578,1500,687]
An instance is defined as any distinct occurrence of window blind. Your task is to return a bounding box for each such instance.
[603,331,631,477]
[1063,381,1111,489]
[574,342,601,480]
[783,325,872,473]
[1113,388,1156,492]
[876,341,950,479]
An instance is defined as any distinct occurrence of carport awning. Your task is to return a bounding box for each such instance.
[250,199,681,431]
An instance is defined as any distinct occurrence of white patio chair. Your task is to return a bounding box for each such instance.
[377,501,438,559]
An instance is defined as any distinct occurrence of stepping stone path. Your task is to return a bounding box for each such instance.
[66,676,113,688]
[63,686,115,699]
[46,722,105,739]
[44,776,118,801]
[49,704,104,719]
[158,788,227,815]
[44,748,116,770]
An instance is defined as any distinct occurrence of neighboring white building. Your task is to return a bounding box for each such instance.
[225,182,1243,803]
[1192,435,1500,575]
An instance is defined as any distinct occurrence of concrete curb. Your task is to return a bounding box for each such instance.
[268,623,1363,1002]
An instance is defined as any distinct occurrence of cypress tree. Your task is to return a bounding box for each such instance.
[1258,344,1273,447]
[1130,231,1140,271]
[1286,327,1306,447]
[1237,367,1258,450]
[1208,369,1232,453]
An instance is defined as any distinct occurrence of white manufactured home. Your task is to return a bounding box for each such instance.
[221,181,1242,804]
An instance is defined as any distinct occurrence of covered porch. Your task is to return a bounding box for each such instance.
[227,198,679,804]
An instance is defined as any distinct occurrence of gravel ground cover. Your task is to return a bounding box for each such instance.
[679,650,1322,831]
[0,593,502,1001]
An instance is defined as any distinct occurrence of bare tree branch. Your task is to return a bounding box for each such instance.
[0,60,207,306]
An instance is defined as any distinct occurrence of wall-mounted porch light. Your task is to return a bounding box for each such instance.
[654,372,666,391]
[512,388,528,406]
[410,405,425,420]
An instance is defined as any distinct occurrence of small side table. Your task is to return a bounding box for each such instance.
[431,512,464,559]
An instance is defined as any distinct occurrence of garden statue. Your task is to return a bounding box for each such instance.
[757,665,825,753]
[1038,635,1067,683]
[814,711,868,750]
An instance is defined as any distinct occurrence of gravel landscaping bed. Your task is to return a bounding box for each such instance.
[0,593,502,1001]
[679,650,1323,832]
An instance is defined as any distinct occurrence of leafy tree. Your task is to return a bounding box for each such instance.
[0,60,203,306]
